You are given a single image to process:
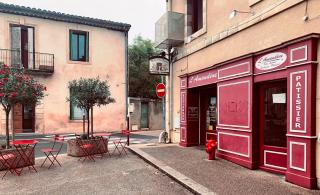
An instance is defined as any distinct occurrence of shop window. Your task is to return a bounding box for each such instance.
[206,97,217,131]
[69,30,89,62]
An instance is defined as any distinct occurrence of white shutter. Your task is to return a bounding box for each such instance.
[10,26,21,67]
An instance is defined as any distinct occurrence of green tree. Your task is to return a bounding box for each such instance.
[67,77,115,138]
[0,63,46,148]
[129,36,161,98]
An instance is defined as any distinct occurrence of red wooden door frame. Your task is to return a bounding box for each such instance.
[258,80,287,175]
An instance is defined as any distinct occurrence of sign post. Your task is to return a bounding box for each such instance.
[149,55,169,140]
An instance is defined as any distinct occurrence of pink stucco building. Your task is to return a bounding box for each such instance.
[0,3,130,135]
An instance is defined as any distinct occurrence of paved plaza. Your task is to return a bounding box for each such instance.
[131,144,320,195]
[0,152,191,195]
[2,132,320,194]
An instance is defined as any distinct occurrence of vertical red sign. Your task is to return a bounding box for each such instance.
[290,70,307,133]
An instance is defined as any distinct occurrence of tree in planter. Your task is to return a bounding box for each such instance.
[68,77,115,138]
[0,63,46,148]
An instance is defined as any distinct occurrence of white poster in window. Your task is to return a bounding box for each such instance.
[272,93,286,104]
[174,116,180,129]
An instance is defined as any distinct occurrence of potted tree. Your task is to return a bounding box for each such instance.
[0,63,46,170]
[66,77,115,157]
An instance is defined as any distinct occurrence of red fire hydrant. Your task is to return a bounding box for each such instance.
[206,140,217,160]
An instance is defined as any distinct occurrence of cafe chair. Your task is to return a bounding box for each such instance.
[112,130,130,156]
[40,135,64,169]
[75,136,95,162]
[0,151,20,179]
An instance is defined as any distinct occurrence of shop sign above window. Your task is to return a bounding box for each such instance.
[255,52,287,71]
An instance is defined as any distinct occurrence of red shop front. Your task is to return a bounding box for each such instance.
[179,34,318,189]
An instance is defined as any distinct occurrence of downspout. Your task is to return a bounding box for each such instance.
[166,0,172,11]
[169,48,174,143]
[125,31,129,130]
[166,0,174,142]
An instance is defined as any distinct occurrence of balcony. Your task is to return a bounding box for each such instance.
[0,49,54,75]
[155,11,185,49]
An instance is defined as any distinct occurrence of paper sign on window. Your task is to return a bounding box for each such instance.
[272,93,286,104]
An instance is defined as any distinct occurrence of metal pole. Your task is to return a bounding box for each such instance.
[83,114,85,135]
[161,76,166,130]
[91,106,93,138]
[166,46,172,143]
[125,31,129,142]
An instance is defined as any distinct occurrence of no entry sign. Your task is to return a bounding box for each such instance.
[156,83,166,98]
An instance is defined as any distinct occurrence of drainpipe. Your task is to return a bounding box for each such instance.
[170,50,174,143]
[168,1,174,142]
[166,0,172,11]
[167,46,173,143]
[125,31,129,131]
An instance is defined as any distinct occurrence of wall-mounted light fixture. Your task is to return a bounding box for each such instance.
[229,10,255,19]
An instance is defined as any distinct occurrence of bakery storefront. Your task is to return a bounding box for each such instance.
[179,35,318,189]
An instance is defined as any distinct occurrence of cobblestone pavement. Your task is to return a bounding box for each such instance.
[139,144,320,195]
[0,152,191,195]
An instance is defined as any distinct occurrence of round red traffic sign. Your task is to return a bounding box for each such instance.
[156,83,166,98]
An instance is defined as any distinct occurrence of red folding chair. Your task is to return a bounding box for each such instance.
[41,135,64,169]
[93,134,111,158]
[75,137,95,162]
[112,130,130,156]
[0,151,20,179]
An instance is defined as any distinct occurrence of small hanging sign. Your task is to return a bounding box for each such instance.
[149,56,169,75]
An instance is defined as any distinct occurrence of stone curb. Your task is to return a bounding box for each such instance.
[128,146,216,195]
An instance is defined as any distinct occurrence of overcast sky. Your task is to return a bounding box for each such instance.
[0,0,166,44]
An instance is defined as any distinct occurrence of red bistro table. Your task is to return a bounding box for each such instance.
[10,140,38,173]
[93,133,112,157]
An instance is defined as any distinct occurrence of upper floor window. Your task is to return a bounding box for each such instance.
[69,30,89,62]
[10,24,35,69]
[191,0,203,34]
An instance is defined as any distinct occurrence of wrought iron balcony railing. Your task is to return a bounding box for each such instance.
[0,49,54,74]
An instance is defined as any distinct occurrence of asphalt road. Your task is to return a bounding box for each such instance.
[1,131,161,158]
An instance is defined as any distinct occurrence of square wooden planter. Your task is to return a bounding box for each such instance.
[67,138,108,157]
[0,147,35,171]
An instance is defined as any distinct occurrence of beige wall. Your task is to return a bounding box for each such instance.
[0,13,127,134]
[169,0,320,179]
[169,0,184,13]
